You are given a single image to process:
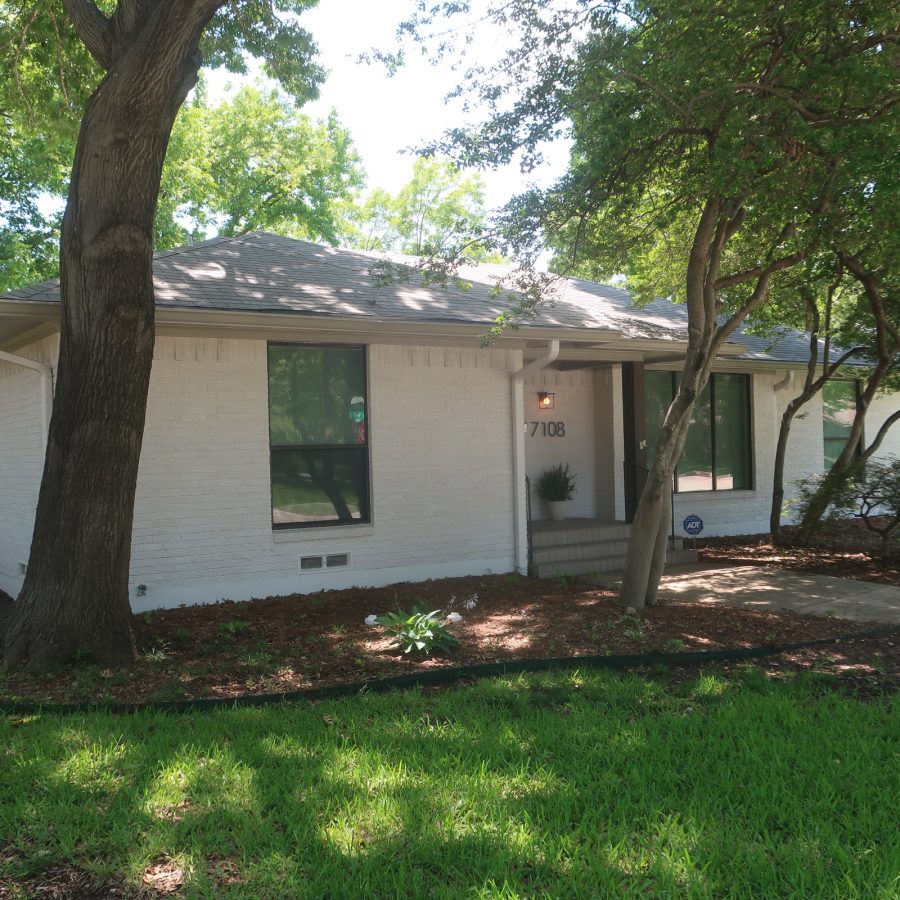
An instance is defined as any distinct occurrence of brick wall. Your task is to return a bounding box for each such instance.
[0,335,57,598]
[866,389,900,459]
[128,337,519,610]
[5,328,900,606]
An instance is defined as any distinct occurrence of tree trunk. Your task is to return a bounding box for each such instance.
[769,404,796,542]
[620,198,802,609]
[796,252,898,545]
[644,480,673,607]
[770,348,865,545]
[621,363,707,609]
[3,5,220,671]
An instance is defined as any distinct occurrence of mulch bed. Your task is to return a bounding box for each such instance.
[697,520,900,586]
[1,573,896,706]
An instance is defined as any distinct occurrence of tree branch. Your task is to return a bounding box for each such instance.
[62,0,114,69]
[715,249,806,290]
[110,0,159,48]
[861,410,900,463]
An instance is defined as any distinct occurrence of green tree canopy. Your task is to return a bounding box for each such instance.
[1,0,330,672]
[342,156,496,260]
[405,0,898,606]
[0,0,327,291]
[157,85,364,248]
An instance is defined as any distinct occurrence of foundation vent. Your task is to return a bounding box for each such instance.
[300,553,351,573]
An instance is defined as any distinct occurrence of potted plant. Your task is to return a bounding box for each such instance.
[536,463,577,521]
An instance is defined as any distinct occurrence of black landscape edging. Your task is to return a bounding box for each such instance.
[2,623,898,717]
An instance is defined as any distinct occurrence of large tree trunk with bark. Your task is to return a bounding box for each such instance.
[2,1,224,672]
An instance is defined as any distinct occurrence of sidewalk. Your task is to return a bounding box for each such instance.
[658,563,900,624]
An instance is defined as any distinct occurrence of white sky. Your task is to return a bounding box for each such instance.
[205,0,571,212]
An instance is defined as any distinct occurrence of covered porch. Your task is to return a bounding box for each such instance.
[519,342,702,578]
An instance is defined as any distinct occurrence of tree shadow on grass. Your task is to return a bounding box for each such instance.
[1,670,897,897]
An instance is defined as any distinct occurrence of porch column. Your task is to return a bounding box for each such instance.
[621,361,647,522]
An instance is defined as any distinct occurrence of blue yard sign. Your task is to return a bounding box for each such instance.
[682,514,704,537]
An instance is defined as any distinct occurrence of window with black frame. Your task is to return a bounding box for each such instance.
[267,344,370,527]
[644,371,752,492]
[822,379,859,469]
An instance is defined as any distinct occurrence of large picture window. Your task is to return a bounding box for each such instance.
[267,344,370,527]
[644,371,752,492]
[822,380,858,469]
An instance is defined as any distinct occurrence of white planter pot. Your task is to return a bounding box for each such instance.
[547,500,569,521]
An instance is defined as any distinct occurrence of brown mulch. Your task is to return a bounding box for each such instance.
[0,862,125,898]
[1,573,896,706]
[697,520,900,586]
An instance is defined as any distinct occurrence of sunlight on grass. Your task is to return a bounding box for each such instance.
[0,669,897,897]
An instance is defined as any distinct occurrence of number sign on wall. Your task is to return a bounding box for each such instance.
[528,421,567,437]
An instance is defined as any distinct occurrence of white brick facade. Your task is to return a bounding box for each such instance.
[3,328,900,608]
[125,337,519,610]
[0,335,57,599]
[524,369,599,519]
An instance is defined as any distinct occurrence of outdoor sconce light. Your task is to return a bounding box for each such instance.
[537,392,555,410]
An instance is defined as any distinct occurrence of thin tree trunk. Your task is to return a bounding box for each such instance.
[644,414,691,606]
[621,201,804,609]
[3,3,223,671]
[644,479,673,607]
[797,254,899,544]
[770,280,862,543]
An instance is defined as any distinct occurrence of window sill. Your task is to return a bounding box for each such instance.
[273,523,375,543]
[674,489,756,498]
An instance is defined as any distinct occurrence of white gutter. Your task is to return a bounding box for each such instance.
[510,339,560,574]
[0,350,53,446]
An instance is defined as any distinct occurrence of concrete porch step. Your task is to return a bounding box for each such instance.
[533,547,697,579]
[533,536,688,566]
[531,520,632,548]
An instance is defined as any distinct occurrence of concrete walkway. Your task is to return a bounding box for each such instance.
[657,563,900,624]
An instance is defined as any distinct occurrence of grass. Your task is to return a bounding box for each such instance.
[1,668,897,897]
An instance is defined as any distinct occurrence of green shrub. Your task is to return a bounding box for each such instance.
[376,606,460,655]
[793,457,900,559]
[536,463,577,501]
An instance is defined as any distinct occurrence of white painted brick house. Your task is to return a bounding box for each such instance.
[1,233,896,609]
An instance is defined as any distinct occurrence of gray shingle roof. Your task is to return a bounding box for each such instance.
[1,231,841,365]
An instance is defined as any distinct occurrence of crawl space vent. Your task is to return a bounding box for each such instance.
[299,553,350,573]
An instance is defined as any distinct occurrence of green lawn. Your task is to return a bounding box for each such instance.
[1,669,897,897]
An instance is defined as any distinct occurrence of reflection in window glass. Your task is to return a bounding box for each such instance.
[677,384,713,491]
[823,380,857,469]
[268,345,367,447]
[715,374,751,490]
[644,372,752,492]
[644,371,673,463]
[268,345,370,528]
[271,448,368,525]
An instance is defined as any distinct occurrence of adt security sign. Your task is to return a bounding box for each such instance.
[683,514,704,537]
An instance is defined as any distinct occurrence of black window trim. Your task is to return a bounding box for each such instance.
[267,341,372,530]
[657,371,754,494]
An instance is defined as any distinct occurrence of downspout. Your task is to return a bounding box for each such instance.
[773,370,795,392]
[511,339,560,574]
[0,350,53,447]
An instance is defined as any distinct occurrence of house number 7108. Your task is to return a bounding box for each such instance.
[529,421,566,437]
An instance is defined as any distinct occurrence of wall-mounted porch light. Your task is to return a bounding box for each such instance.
[537,391,555,410]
